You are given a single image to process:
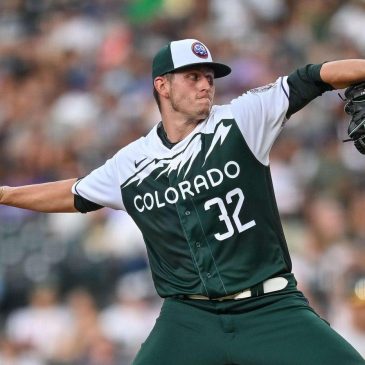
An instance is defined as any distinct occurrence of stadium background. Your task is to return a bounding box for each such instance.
[0,0,365,363]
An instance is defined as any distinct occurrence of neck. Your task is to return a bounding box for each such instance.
[160,112,203,144]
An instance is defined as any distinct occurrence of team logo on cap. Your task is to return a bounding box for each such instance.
[191,42,208,59]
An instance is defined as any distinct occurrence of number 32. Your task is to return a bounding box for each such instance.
[204,187,256,241]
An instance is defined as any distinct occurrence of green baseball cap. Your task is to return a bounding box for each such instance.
[152,39,231,80]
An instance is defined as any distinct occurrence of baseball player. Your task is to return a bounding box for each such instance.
[1,38,365,365]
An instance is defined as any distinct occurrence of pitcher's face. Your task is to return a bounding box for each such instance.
[167,66,215,122]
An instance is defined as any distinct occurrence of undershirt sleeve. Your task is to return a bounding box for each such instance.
[74,193,103,213]
[286,63,334,118]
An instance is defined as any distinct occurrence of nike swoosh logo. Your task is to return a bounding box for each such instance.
[134,157,147,168]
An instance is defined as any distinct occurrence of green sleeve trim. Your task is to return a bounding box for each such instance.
[74,194,103,213]
[286,63,334,118]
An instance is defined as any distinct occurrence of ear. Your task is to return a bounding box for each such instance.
[154,76,170,99]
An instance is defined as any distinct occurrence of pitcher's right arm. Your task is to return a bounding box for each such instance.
[0,179,78,213]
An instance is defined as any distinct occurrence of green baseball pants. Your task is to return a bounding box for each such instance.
[133,276,365,365]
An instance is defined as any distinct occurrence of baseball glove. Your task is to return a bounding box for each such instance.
[343,81,365,154]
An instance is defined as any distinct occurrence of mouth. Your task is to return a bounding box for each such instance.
[197,96,211,104]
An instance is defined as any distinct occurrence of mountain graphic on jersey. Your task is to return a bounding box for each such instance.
[121,121,232,189]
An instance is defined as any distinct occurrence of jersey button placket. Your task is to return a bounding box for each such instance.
[171,168,219,297]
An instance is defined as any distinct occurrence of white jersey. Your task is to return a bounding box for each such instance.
[72,77,289,210]
[72,77,290,298]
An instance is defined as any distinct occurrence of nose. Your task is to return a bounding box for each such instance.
[199,75,213,91]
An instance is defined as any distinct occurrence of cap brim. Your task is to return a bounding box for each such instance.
[170,62,231,79]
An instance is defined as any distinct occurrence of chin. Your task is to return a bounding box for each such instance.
[185,106,212,123]
[198,107,211,119]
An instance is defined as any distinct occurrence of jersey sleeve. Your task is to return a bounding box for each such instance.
[230,76,289,166]
[72,145,136,211]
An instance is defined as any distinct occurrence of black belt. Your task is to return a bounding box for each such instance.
[186,277,288,301]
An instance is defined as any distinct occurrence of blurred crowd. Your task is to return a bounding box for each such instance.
[1,0,365,363]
